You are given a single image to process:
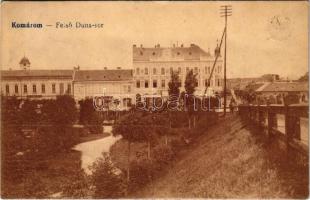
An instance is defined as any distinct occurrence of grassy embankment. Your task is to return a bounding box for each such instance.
[110,115,308,198]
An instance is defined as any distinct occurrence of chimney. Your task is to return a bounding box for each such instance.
[133,44,136,48]
[140,44,143,48]
[104,67,107,70]
[181,44,184,48]
[173,44,175,48]
[190,43,195,47]
[157,44,160,48]
[117,67,121,70]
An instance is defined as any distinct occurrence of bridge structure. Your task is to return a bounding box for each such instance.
[238,103,309,156]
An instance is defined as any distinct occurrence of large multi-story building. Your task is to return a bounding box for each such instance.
[132,43,223,98]
[2,42,223,105]
[73,69,134,110]
[1,57,73,99]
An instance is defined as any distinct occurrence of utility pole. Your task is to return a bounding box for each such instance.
[220,5,232,116]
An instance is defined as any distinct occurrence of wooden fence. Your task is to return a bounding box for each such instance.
[238,104,308,156]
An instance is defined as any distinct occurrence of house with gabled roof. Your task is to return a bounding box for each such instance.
[73,69,134,110]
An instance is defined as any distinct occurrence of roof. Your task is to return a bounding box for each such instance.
[133,44,212,62]
[19,57,31,65]
[1,70,73,80]
[73,70,133,82]
[256,82,309,92]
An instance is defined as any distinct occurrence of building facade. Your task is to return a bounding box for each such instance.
[132,43,223,98]
[73,69,134,110]
[1,57,73,99]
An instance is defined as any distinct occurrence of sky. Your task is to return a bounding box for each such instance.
[0,1,308,79]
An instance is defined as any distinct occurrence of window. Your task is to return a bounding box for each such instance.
[152,52,156,55]
[5,84,9,94]
[136,68,140,75]
[205,79,209,87]
[136,80,140,88]
[67,84,71,94]
[33,84,37,93]
[145,80,149,88]
[128,85,131,93]
[15,85,18,94]
[194,67,198,73]
[41,84,45,94]
[144,67,148,75]
[153,68,156,75]
[218,79,220,86]
[23,85,27,93]
[161,68,165,75]
[161,80,165,88]
[60,83,64,94]
[153,80,157,88]
[170,67,173,74]
[178,67,181,73]
[52,84,56,93]
[186,67,189,73]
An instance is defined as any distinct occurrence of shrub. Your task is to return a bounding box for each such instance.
[153,145,175,169]
[63,170,90,198]
[79,98,103,134]
[91,154,125,198]
[128,159,154,193]
[170,137,187,154]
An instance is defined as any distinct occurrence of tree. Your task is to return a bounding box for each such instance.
[91,153,125,198]
[112,112,147,193]
[298,72,308,82]
[184,69,198,128]
[167,71,181,144]
[79,98,103,134]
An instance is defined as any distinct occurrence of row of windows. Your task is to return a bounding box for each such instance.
[135,66,222,75]
[5,83,71,95]
[136,79,222,89]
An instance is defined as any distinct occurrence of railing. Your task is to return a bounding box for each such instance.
[238,103,308,156]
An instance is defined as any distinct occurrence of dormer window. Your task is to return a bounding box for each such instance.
[177,52,180,55]
[152,52,156,55]
[118,75,121,78]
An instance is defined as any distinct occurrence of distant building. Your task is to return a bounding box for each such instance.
[1,57,73,99]
[73,69,134,110]
[132,43,223,98]
[227,74,280,91]
[255,81,308,104]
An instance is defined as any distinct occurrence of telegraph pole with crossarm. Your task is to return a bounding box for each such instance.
[220,5,232,116]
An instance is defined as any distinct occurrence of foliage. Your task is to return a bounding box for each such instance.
[79,98,103,134]
[91,154,125,198]
[128,160,154,193]
[153,145,175,168]
[184,69,198,96]
[168,71,181,97]
[63,170,90,198]
[21,172,49,198]
[113,112,148,142]
[298,72,308,81]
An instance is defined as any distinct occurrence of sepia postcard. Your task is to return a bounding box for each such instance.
[0,1,309,199]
